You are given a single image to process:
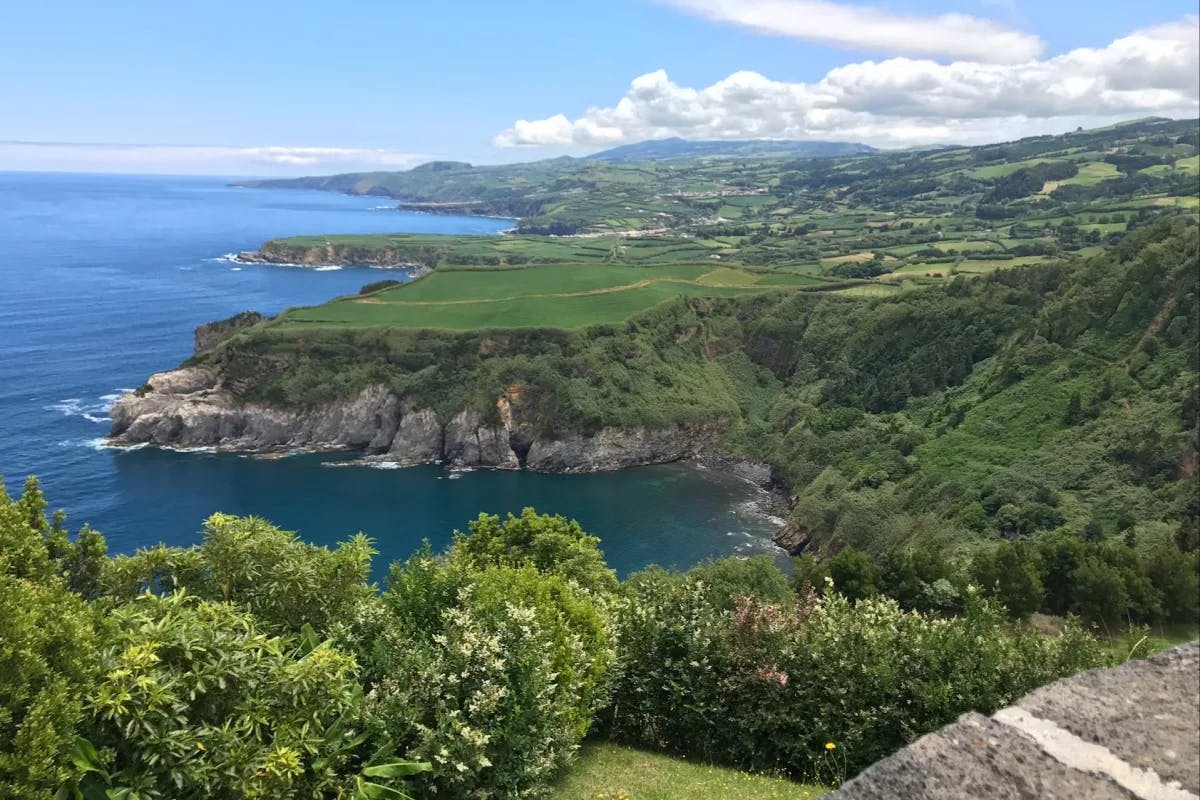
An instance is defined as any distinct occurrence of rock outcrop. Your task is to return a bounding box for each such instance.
[830,641,1200,800]
[236,241,432,272]
[193,311,269,355]
[108,367,724,473]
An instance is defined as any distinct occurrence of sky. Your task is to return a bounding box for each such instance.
[0,0,1196,175]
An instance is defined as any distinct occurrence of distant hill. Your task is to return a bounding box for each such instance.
[584,137,875,161]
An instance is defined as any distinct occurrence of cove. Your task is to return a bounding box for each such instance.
[0,172,784,578]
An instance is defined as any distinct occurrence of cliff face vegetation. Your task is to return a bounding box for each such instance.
[112,220,1200,558]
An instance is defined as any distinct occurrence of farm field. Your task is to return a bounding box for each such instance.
[241,117,1199,337]
[274,262,832,331]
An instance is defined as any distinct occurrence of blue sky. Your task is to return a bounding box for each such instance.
[1,0,1196,174]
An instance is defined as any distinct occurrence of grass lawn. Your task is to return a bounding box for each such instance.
[273,263,822,331]
[553,744,828,800]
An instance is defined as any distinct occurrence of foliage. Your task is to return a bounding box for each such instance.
[971,542,1045,619]
[344,552,615,798]
[0,482,99,800]
[601,561,1107,780]
[449,507,618,595]
[77,591,371,800]
[102,514,375,635]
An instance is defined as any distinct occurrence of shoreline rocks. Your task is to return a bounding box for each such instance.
[107,368,729,475]
[234,242,432,273]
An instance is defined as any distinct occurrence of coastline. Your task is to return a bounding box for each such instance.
[228,250,433,275]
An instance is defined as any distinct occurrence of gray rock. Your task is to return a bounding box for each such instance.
[443,410,518,470]
[109,368,729,474]
[832,642,1200,800]
[1016,642,1200,794]
[830,711,1137,800]
[386,406,443,466]
[525,424,718,473]
[109,370,402,454]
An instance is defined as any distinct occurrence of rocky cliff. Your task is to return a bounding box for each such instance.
[193,311,270,355]
[236,241,432,271]
[107,367,725,473]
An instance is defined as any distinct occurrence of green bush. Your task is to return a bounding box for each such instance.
[102,514,375,635]
[0,576,97,799]
[79,592,370,800]
[448,507,618,595]
[344,549,614,798]
[0,480,101,800]
[602,561,1106,780]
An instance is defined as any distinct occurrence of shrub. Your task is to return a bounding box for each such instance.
[102,514,375,635]
[0,575,98,798]
[0,480,101,799]
[347,551,614,798]
[79,592,371,800]
[602,561,1105,780]
[448,507,618,595]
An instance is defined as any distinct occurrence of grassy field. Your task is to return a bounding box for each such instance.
[274,262,826,331]
[553,744,828,800]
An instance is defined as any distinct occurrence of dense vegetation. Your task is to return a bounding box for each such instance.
[61,119,1199,797]
[1,483,1116,799]
[245,118,1197,276]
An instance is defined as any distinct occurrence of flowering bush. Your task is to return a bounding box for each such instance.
[346,551,614,798]
[602,566,1106,779]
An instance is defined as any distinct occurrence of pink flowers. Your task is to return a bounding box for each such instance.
[754,666,789,686]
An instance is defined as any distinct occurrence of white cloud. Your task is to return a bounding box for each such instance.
[493,19,1199,150]
[660,0,1044,63]
[0,142,426,176]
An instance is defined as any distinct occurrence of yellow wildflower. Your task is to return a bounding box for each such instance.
[825,742,837,751]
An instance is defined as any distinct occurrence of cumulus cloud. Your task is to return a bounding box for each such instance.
[660,0,1044,63]
[494,19,1199,150]
[0,142,425,176]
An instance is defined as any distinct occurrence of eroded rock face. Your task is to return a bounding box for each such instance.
[525,424,720,473]
[109,371,402,452]
[108,369,726,473]
[443,410,519,470]
[385,406,443,466]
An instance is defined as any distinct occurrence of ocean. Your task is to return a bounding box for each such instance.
[0,171,785,578]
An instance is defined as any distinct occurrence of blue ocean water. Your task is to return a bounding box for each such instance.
[0,172,784,577]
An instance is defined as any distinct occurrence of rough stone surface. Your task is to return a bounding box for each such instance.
[829,712,1136,800]
[525,423,719,473]
[384,406,443,466]
[108,368,724,473]
[1017,642,1200,794]
[833,642,1200,800]
[443,410,519,470]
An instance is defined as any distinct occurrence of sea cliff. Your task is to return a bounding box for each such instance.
[235,240,433,271]
[108,366,727,473]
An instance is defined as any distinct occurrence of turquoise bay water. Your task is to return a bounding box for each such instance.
[0,172,784,577]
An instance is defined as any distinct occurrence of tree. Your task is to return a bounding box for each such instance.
[971,542,1044,619]
[826,548,879,601]
[791,553,828,595]
[1036,534,1085,615]
[1145,546,1200,623]
[1071,557,1130,629]
[1063,391,1083,425]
